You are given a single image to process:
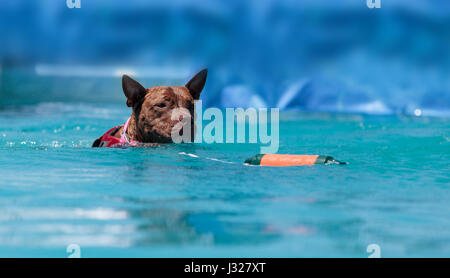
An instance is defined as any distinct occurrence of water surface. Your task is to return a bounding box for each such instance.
[0,103,449,257]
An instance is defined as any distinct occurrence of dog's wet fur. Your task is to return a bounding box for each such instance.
[93,68,207,146]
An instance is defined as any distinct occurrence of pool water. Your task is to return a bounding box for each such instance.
[0,102,449,257]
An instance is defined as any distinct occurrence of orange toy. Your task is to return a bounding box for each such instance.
[245,154,347,166]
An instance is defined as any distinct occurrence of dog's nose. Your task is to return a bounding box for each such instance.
[171,108,191,124]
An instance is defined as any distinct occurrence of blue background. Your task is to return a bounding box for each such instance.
[0,0,449,116]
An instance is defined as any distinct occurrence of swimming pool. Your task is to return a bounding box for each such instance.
[0,102,449,257]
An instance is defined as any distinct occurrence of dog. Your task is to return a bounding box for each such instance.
[92,68,207,147]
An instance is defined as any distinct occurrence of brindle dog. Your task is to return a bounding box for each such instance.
[92,69,207,147]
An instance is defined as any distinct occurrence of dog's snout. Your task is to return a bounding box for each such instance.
[171,108,191,124]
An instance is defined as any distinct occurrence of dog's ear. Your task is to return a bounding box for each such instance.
[185,68,207,100]
[122,75,146,108]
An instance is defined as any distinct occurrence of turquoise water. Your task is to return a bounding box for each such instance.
[0,102,449,257]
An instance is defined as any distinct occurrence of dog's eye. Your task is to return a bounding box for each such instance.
[155,102,166,108]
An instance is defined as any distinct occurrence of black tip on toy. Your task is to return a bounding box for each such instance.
[316,155,348,165]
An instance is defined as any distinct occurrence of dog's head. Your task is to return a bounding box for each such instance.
[122,69,207,143]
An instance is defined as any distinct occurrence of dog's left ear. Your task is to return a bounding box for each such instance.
[185,68,207,100]
[122,75,147,108]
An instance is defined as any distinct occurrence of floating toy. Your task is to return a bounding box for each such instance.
[245,154,347,166]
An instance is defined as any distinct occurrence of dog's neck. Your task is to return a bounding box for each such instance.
[124,113,142,142]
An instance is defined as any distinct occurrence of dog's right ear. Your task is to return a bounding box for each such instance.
[122,75,147,108]
[185,68,208,100]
